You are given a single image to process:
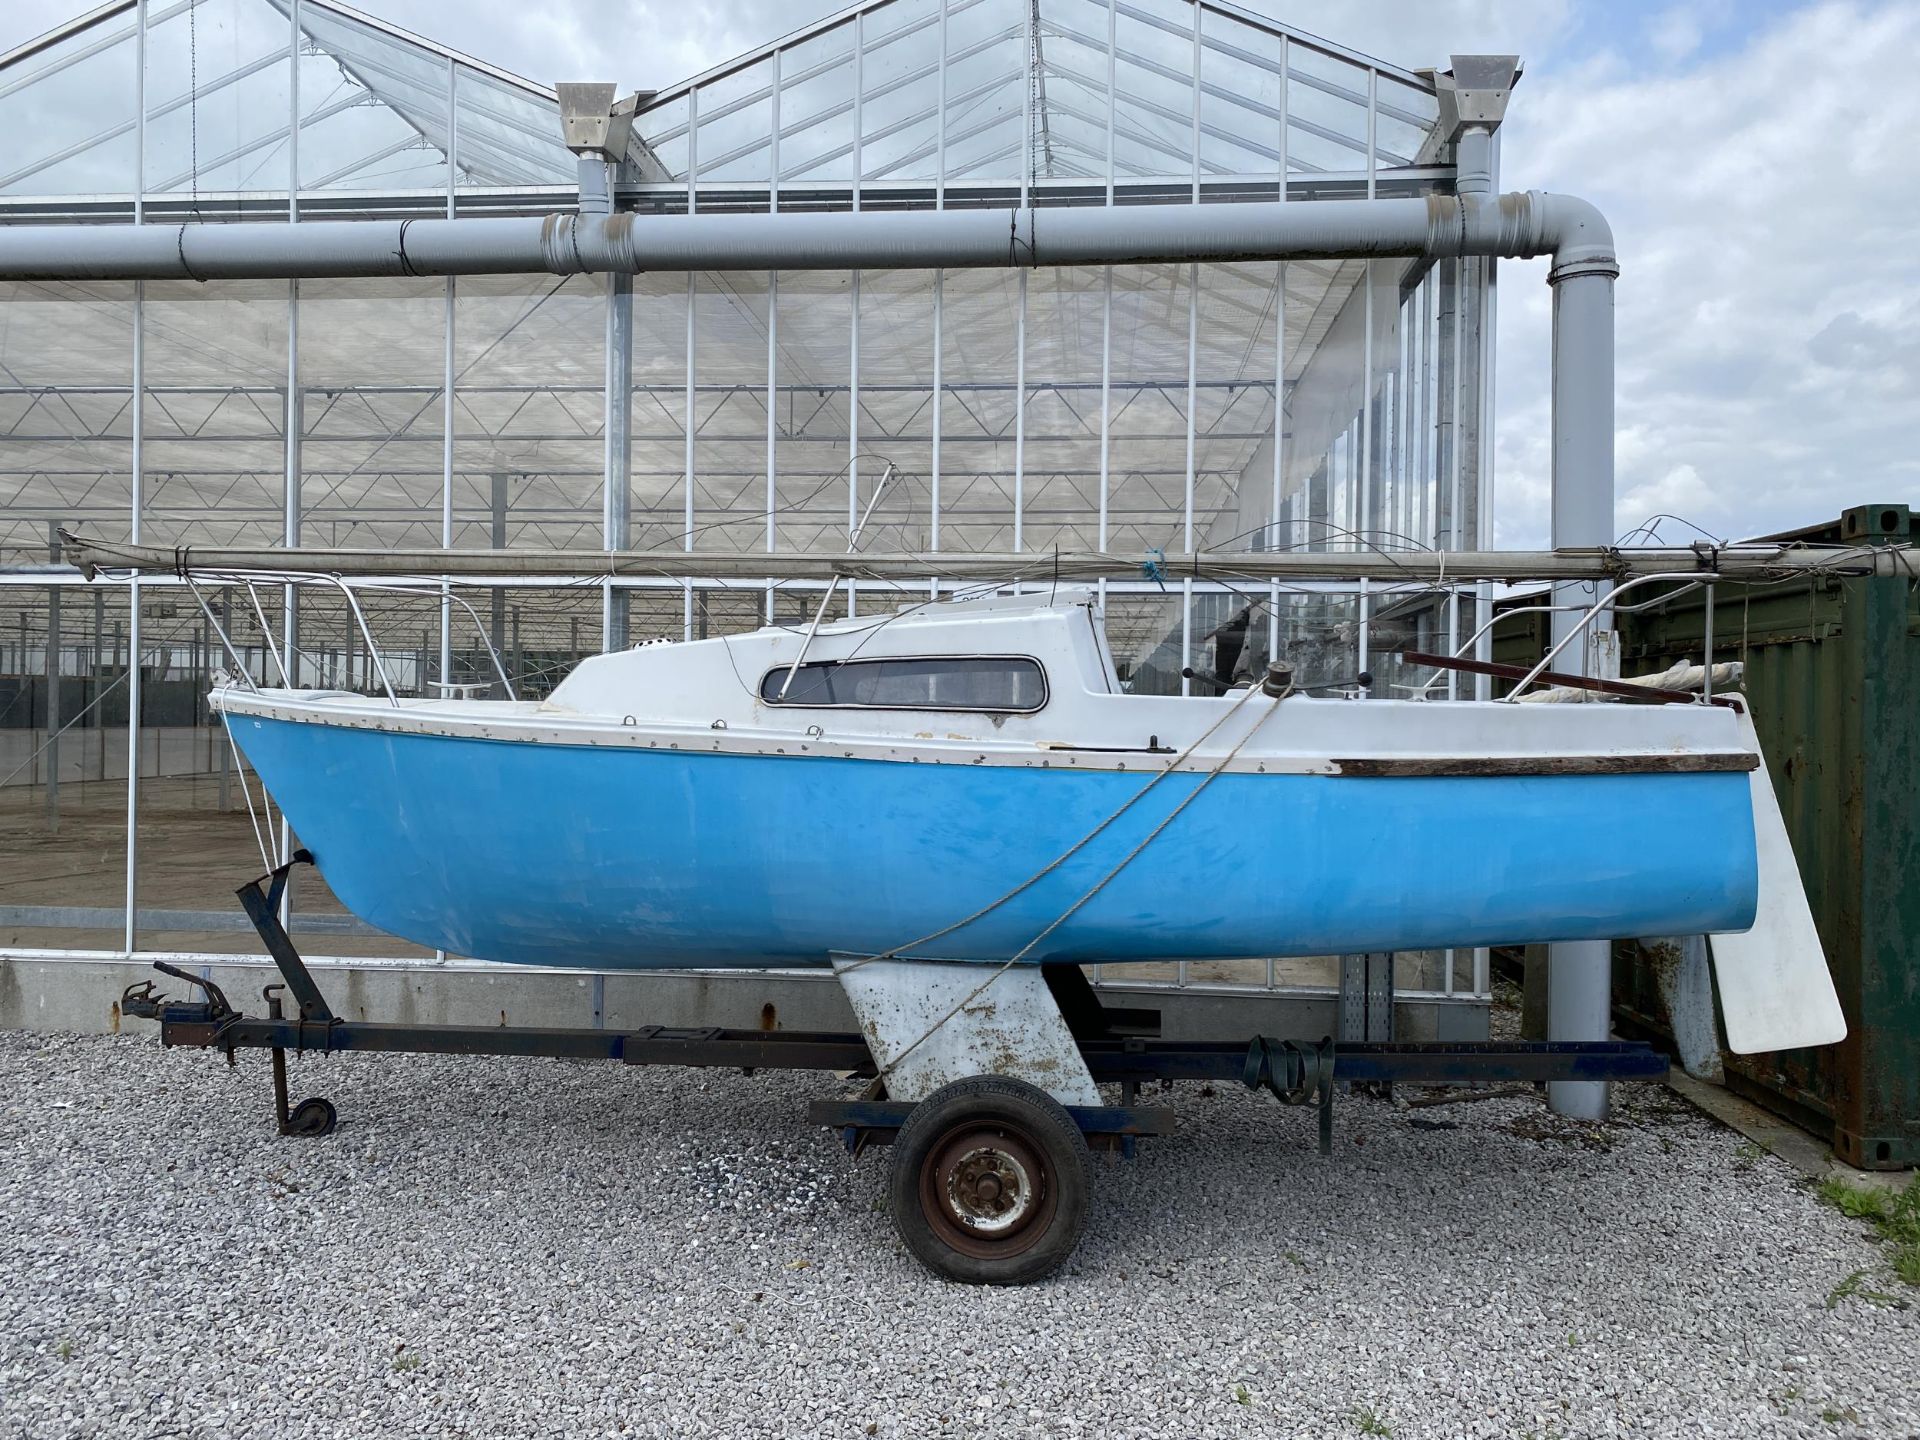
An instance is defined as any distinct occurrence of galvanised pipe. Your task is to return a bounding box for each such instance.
[1539,192,1621,1126]
[0,193,1606,281]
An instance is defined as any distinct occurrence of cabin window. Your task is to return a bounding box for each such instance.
[759,656,1047,712]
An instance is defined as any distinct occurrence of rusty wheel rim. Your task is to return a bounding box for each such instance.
[919,1123,1055,1260]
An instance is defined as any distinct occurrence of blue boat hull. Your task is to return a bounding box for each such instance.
[229,714,1759,969]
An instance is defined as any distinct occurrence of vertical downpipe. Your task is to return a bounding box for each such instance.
[1545,229,1620,1123]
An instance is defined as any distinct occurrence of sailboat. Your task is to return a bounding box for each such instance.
[213,585,1762,971]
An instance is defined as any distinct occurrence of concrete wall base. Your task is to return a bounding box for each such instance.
[1,957,1488,1046]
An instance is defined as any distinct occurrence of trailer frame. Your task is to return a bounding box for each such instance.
[119,853,1671,1279]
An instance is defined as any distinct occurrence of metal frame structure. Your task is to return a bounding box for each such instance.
[1,0,1520,1031]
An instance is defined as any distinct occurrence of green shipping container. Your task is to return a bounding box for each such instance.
[1495,505,1920,1168]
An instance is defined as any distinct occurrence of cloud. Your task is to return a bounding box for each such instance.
[1493,0,1920,546]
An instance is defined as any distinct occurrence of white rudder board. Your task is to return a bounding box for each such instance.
[1707,705,1848,1055]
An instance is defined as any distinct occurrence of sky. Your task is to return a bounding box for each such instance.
[4,0,1917,548]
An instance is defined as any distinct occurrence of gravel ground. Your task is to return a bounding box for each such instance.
[3,1030,1916,1440]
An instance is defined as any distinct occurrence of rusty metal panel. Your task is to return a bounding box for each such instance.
[1525,523,1920,1168]
[831,956,1102,1106]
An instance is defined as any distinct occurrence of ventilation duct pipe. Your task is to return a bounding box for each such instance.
[0,193,1609,283]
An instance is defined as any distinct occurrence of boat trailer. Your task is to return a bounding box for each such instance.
[122,853,1669,1284]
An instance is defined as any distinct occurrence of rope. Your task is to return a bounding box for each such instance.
[840,678,1275,977]
[864,679,1288,1083]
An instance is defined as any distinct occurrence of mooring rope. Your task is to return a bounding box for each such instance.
[864,677,1290,1083]
[842,677,1276,980]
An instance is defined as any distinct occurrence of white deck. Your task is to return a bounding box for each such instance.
[214,588,1757,775]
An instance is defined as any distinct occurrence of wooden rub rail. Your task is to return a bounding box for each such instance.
[1332,752,1761,778]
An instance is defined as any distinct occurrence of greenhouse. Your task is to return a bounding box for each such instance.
[0,0,1502,985]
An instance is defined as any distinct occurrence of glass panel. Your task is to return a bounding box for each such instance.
[297,276,445,549]
[140,0,294,196]
[1198,13,1283,181]
[1035,0,1117,184]
[631,93,689,184]
[1110,0,1194,181]
[857,270,934,551]
[291,4,449,192]
[1376,75,1440,169]
[1272,589,1360,691]
[761,655,1045,711]
[0,583,133,954]
[1276,257,1366,551]
[938,268,1018,551]
[453,67,571,187]
[777,25,855,187]
[0,280,136,566]
[695,59,774,186]
[1019,266,1104,550]
[938,0,1026,184]
[773,270,853,552]
[1193,260,1282,551]
[0,18,139,196]
[141,279,289,550]
[627,274,692,549]
[685,583,775,638]
[0,278,133,951]
[688,272,771,554]
[451,274,603,549]
[858,6,942,186]
[1369,587,1451,700]
[1102,591,1181,693]
[1285,44,1370,173]
[1105,262,1189,551]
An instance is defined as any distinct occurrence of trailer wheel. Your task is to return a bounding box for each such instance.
[888,1076,1091,1285]
[286,1097,337,1137]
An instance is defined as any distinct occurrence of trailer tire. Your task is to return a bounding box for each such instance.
[888,1075,1091,1285]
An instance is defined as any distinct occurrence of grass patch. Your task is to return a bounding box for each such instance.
[1825,1268,1900,1310]
[1893,1242,1920,1288]
[1816,1173,1920,1300]
[1734,1140,1767,1171]
[1350,1404,1391,1436]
